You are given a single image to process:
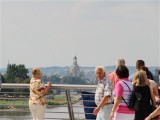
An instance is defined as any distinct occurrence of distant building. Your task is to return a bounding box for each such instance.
[69,55,82,77]
[69,55,80,76]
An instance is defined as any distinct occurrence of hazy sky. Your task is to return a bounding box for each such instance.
[0,0,160,68]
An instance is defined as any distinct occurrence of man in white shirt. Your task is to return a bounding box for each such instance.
[93,66,113,120]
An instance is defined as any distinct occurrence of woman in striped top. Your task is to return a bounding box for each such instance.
[110,65,135,120]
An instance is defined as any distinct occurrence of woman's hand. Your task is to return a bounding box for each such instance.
[43,82,52,94]
[109,111,114,120]
[47,82,52,88]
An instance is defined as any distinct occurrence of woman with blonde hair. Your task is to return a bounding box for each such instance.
[140,66,159,103]
[132,70,156,120]
[29,67,52,120]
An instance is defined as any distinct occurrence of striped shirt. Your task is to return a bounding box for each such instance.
[115,78,135,114]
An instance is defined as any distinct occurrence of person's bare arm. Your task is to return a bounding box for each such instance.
[145,106,160,120]
[153,85,159,100]
[150,86,156,106]
[44,82,52,94]
[110,96,122,120]
[93,95,110,115]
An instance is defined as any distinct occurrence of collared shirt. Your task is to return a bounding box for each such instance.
[29,78,46,105]
[95,77,113,106]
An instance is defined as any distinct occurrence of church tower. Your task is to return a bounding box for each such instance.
[69,55,80,77]
[73,56,78,65]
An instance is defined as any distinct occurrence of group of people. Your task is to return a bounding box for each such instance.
[93,59,160,120]
[28,59,160,120]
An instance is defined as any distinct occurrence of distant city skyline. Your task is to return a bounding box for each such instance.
[0,0,159,68]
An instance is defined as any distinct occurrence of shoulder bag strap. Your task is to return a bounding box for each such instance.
[121,81,132,106]
[122,81,131,91]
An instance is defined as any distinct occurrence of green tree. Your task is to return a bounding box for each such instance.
[2,64,30,96]
[4,64,30,83]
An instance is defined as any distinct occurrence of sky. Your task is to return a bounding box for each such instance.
[0,0,160,68]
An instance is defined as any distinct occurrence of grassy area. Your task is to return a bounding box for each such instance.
[0,100,29,109]
[0,95,80,109]
[47,95,67,105]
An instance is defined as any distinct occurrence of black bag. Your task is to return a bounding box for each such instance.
[133,92,142,111]
[128,91,136,109]
[122,81,141,111]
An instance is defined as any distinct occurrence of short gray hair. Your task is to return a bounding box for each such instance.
[116,59,125,68]
[95,66,106,74]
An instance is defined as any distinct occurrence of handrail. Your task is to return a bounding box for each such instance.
[0,83,102,120]
[1,83,97,90]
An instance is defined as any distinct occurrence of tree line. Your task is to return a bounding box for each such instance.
[1,64,92,85]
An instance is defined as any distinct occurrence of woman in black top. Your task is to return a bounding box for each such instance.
[132,70,156,120]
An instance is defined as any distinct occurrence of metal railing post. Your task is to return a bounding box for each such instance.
[65,90,75,120]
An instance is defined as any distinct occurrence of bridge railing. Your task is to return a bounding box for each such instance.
[0,83,106,120]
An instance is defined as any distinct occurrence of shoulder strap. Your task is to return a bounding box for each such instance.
[122,81,131,91]
[121,81,132,106]
[122,97,129,106]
